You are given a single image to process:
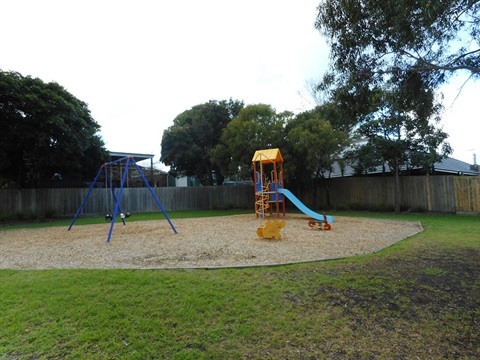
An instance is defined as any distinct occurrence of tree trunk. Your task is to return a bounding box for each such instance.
[324,177,331,209]
[312,177,318,209]
[394,162,400,213]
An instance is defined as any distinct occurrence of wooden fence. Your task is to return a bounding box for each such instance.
[307,175,480,214]
[0,186,254,217]
[1,176,479,218]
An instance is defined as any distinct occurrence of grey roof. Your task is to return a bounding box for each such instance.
[434,157,479,175]
[109,151,154,163]
[328,156,479,178]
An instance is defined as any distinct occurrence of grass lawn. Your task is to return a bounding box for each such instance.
[1,211,479,359]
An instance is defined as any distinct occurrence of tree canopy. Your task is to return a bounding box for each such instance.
[314,1,472,211]
[315,0,480,86]
[286,108,349,182]
[0,70,109,188]
[159,1,479,194]
[160,99,244,186]
[210,104,292,182]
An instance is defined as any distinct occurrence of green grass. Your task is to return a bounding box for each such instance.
[1,211,479,359]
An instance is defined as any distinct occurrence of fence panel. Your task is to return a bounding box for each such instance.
[1,176,478,217]
[429,176,456,212]
[0,185,255,217]
[312,175,475,213]
[400,176,429,211]
[455,177,480,213]
[317,177,395,210]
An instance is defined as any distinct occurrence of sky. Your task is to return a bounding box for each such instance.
[2,0,479,168]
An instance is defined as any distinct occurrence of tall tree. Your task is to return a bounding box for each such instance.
[160,99,244,186]
[315,0,463,212]
[0,70,109,188]
[315,0,480,86]
[210,104,292,182]
[285,108,349,207]
[349,72,452,212]
[314,0,479,149]
[287,108,349,181]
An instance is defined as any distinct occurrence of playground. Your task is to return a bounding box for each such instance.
[0,149,424,269]
[0,214,422,269]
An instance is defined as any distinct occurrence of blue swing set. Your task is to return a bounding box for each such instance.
[68,156,177,242]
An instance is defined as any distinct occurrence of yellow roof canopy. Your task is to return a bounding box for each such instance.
[252,148,283,164]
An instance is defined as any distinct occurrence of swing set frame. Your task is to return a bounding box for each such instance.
[68,156,177,242]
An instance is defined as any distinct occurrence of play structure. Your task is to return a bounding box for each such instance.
[252,148,286,218]
[308,212,332,231]
[68,155,177,242]
[252,148,334,223]
[256,220,286,239]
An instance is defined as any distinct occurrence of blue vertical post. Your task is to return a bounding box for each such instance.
[106,157,131,242]
[68,166,104,231]
[70,156,177,243]
[131,158,177,234]
[104,166,126,225]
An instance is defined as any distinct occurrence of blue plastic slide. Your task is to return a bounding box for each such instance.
[278,188,334,223]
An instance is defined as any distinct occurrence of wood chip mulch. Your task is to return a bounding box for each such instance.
[0,214,423,269]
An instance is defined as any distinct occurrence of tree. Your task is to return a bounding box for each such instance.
[210,104,292,182]
[315,0,463,212]
[348,72,452,212]
[287,108,349,180]
[285,107,349,207]
[314,0,479,149]
[315,0,480,86]
[160,99,244,186]
[0,70,109,188]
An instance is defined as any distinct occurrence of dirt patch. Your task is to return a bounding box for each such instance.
[0,214,423,269]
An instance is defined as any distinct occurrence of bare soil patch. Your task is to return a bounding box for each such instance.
[0,214,423,269]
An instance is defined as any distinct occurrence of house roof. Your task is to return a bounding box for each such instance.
[433,157,479,175]
[329,156,479,178]
[109,151,154,163]
[252,148,283,164]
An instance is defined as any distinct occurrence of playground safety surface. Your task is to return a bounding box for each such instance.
[0,214,423,269]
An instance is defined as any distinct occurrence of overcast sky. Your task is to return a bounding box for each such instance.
[2,0,479,168]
